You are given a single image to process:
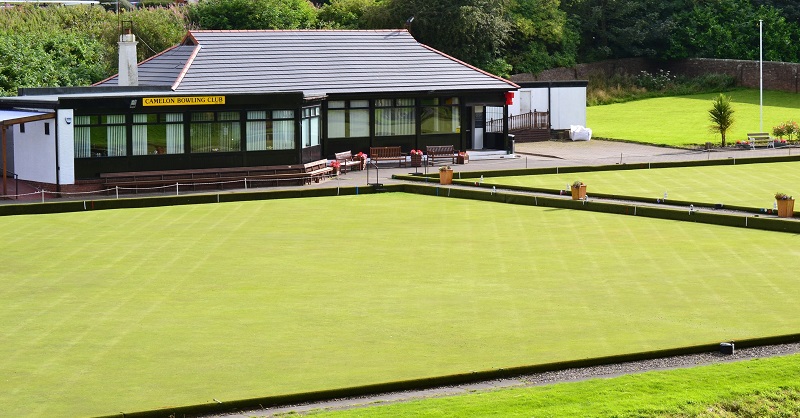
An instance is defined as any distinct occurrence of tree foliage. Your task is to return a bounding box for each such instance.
[381,0,513,71]
[505,0,578,73]
[186,0,317,30]
[317,0,385,29]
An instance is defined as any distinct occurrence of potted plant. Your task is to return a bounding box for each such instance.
[439,165,454,185]
[571,180,587,200]
[356,152,367,170]
[330,160,341,176]
[775,192,795,218]
[410,149,423,167]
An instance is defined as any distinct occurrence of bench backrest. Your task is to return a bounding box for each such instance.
[370,146,402,158]
[334,151,354,161]
[747,132,770,139]
[426,145,455,155]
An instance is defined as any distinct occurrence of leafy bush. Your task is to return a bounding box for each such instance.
[588,71,736,106]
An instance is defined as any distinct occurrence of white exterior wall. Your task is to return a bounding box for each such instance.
[550,87,586,130]
[13,118,57,184]
[10,109,75,185]
[57,109,75,184]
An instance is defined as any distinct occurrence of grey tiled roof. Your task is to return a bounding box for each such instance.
[102,30,518,95]
[96,45,196,87]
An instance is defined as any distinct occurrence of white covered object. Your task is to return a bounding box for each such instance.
[569,125,592,141]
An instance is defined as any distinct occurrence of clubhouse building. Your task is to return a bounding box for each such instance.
[0,30,518,194]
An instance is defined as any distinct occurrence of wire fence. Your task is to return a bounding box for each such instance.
[0,174,326,204]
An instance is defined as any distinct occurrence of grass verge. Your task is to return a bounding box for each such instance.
[587,89,800,146]
[308,354,800,417]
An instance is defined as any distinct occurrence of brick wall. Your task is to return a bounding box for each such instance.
[512,58,800,93]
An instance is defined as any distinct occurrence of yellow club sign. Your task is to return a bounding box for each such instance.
[142,96,225,106]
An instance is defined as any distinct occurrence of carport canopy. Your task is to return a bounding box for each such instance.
[1,110,56,196]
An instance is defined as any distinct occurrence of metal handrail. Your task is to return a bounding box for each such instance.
[486,111,550,133]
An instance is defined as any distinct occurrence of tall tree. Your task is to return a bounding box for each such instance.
[187,0,317,30]
[668,0,800,62]
[560,0,687,62]
[506,0,578,74]
[382,0,513,71]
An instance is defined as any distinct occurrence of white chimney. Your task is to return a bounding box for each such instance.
[118,30,139,87]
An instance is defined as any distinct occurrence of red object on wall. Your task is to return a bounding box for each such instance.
[504,91,514,105]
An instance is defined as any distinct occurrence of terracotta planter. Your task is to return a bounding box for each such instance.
[571,184,587,200]
[439,169,454,185]
[777,198,795,218]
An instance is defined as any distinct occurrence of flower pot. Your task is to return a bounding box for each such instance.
[777,198,795,218]
[411,154,422,167]
[571,184,586,200]
[439,169,453,185]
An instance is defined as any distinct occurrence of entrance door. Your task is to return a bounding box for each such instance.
[472,106,484,150]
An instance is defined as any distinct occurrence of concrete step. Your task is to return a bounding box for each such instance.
[467,150,519,160]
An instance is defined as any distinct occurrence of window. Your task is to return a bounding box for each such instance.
[302,106,320,148]
[328,100,369,138]
[375,98,415,136]
[421,97,460,135]
[190,111,241,153]
[74,115,126,158]
[44,123,50,136]
[132,113,185,155]
[246,110,295,151]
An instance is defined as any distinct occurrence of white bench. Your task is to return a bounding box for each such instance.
[747,132,774,149]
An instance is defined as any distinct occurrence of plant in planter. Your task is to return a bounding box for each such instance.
[330,160,341,175]
[775,192,795,218]
[355,152,367,170]
[571,180,587,200]
[439,165,454,185]
[410,149,423,167]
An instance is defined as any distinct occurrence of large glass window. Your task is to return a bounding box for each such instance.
[74,115,126,158]
[246,110,295,151]
[375,98,415,136]
[190,111,241,153]
[302,106,320,148]
[422,97,460,134]
[132,113,184,155]
[328,100,369,138]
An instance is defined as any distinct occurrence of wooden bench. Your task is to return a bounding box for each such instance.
[369,146,406,167]
[747,132,774,149]
[425,145,457,165]
[333,150,362,173]
[100,161,332,192]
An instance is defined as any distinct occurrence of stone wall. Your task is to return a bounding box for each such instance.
[512,58,800,93]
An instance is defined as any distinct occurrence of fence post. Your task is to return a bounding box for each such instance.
[116,186,119,199]
[176,183,179,195]
[41,189,45,203]
[244,177,248,190]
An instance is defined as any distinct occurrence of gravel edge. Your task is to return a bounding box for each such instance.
[207,342,800,417]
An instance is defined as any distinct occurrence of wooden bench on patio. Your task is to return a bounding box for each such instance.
[747,132,775,149]
[425,145,457,165]
[369,146,406,167]
[100,160,332,192]
[333,150,363,173]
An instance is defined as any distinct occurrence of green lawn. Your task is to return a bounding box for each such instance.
[486,161,800,208]
[587,89,800,146]
[310,354,800,417]
[2,193,800,417]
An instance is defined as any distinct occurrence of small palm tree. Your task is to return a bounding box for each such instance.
[708,93,735,147]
